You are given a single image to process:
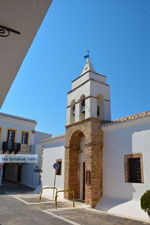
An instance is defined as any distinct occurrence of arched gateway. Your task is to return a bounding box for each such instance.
[64,119,103,207]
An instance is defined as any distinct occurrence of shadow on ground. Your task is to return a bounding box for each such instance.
[0,180,34,195]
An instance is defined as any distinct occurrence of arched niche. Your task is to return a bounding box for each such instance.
[97,94,104,119]
[79,95,86,121]
[70,99,76,124]
[68,130,85,199]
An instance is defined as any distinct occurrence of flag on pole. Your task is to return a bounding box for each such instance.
[84,54,89,59]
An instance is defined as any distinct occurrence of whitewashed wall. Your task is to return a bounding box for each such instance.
[97,117,150,221]
[35,131,51,144]
[0,114,36,151]
[41,136,65,200]
[102,117,150,200]
[72,71,106,90]
[67,70,111,125]
[21,163,39,188]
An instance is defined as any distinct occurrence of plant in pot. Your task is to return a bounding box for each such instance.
[141,190,150,217]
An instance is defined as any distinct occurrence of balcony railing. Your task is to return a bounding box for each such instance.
[2,142,21,154]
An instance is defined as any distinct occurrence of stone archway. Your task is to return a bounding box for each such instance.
[67,130,85,199]
[65,118,103,207]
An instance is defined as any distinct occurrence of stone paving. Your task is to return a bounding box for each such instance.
[0,181,149,225]
[51,208,149,225]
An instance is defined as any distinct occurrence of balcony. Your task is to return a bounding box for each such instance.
[2,142,21,154]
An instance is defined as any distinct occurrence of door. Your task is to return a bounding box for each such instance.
[82,162,85,200]
[2,163,6,180]
[17,165,22,182]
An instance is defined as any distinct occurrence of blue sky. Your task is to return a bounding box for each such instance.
[1,0,150,136]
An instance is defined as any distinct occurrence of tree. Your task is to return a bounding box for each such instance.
[141,190,150,217]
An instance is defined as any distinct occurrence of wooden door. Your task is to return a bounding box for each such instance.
[83,162,85,200]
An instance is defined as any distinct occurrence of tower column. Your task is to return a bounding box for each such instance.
[75,102,80,122]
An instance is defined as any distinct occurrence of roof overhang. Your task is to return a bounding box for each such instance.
[0,0,52,107]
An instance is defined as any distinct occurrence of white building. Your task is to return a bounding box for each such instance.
[0,112,51,188]
[41,59,150,221]
[0,0,52,107]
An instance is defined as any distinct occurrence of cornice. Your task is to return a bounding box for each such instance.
[67,78,109,95]
[66,117,109,128]
[72,70,106,83]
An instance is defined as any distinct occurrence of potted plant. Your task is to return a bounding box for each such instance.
[141,190,150,217]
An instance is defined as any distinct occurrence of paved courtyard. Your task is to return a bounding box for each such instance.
[0,182,149,225]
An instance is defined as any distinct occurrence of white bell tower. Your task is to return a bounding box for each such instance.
[66,58,111,125]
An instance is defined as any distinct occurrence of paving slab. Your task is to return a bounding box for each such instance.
[49,208,150,225]
[0,182,149,225]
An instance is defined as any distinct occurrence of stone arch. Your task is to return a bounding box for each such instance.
[68,130,85,199]
[65,120,103,206]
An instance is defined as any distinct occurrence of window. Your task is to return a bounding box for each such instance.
[0,127,2,141]
[124,154,144,183]
[21,132,29,144]
[7,129,15,143]
[56,160,62,175]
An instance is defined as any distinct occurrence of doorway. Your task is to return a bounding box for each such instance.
[2,163,22,183]
[79,136,85,201]
[67,130,85,200]
[17,164,22,182]
[82,162,85,200]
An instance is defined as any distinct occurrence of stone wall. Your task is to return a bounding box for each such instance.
[65,118,103,207]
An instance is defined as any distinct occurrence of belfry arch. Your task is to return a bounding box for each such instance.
[64,119,103,207]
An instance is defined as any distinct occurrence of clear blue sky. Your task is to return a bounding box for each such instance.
[1,0,150,136]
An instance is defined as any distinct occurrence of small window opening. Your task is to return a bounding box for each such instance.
[97,106,100,117]
[56,160,62,175]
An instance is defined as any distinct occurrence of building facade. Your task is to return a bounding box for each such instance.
[0,112,51,188]
[41,59,150,221]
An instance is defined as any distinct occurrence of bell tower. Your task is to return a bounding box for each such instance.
[66,58,111,125]
[65,58,111,207]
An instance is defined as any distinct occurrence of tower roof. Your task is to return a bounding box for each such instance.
[81,58,95,75]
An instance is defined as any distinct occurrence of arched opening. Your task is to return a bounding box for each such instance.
[79,95,86,121]
[69,130,85,200]
[97,94,104,119]
[70,100,76,124]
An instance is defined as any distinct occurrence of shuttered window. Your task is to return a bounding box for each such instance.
[125,154,143,183]
[128,158,141,183]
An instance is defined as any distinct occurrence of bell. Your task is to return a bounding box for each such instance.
[81,105,85,113]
